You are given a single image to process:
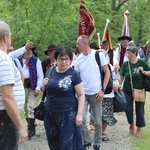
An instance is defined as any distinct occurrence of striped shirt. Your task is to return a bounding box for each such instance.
[0,50,25,110]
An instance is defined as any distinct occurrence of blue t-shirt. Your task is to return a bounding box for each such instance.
[45,67,82,112]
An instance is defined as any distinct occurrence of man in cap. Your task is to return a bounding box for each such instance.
[42,44,57,76]
[19,44,44,138]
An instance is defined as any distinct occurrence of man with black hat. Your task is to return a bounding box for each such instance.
[42,44,57,76]
[115,35,132,68]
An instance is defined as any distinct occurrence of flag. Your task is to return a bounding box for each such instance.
[118,10,132,41]
[102,19,112,49]
[78,0,96,39]
[122,10,130,36]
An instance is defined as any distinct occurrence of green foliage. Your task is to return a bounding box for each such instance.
[0,0,149,60]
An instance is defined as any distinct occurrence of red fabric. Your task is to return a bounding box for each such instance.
[103,29,112,49]
[108,50,113,66]
[78,2,96,38]
[119,47,126,67]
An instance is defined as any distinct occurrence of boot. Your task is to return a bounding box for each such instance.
[27,118,36,137]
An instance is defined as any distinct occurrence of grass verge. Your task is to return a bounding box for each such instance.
[132,92,150,150]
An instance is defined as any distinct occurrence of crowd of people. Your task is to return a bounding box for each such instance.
[0,20,150,150]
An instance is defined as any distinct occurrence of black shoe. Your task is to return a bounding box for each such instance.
[27,118,36,137]
[84,143,91,150]
[93,145,100,150]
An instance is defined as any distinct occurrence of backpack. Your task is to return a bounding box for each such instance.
[95,50,113,94]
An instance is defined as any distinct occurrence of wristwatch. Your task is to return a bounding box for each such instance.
[101,87,106,93]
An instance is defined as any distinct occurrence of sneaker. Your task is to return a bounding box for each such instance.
[84,143,91,150]
[136,129,141,137]
[93,145,100,150]
[129,124,134,133]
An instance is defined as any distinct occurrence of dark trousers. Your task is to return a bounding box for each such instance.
[44,110,84,150]
[124,92,145,127]
[0,114,18,150]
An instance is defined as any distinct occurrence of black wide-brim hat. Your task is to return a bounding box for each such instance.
[118,35,132,41]
[22,43,36,51]
[44,44,57,55]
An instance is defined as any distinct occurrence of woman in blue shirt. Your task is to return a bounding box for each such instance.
[42,46,85,150]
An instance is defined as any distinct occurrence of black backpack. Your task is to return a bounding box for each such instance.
[95,50,113,94]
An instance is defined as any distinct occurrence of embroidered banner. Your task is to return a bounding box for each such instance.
[78,1,96,39]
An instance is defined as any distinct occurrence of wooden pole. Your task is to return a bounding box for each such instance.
[97,33,101,48]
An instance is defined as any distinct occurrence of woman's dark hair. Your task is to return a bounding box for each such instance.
[126,46,138,56]
[54,45,73,60]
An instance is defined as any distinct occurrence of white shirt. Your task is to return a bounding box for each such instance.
[8,46,26,59]
[21,57,44,91]
[114,47,140,65]
[75,50,108,95]
[0,50,25,110]
[105,49,118,68]
[103,64,117,98]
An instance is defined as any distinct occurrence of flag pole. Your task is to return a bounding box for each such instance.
[102,19,110,41]
[97,33,101,48]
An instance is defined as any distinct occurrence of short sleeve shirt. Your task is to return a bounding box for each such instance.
[45,67,82,112]
[119,59,150,94]
[0,50,25,110]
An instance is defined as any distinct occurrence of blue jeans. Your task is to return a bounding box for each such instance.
[0,114,18,150]
[124,92,145,127]
[82,94,102,146]
[44,110,84,150]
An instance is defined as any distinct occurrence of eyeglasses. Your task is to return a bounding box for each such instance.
[57,58,70,62]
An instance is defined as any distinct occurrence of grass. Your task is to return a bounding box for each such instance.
[131,92,150,150]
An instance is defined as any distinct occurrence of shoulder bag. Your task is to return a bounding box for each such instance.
[34,66,54,121]
[113,88,127,112]
[128,61,145,102]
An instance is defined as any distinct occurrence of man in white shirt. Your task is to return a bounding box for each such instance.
[19,46,44,138]
[0,20,27,149]
[114,35,132,68]
[101,40,119,73]
[75,35,110,150]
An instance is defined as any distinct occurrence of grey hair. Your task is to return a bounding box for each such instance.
[79,35,90,46]
[0,21,10,40]
[126,46,138,56]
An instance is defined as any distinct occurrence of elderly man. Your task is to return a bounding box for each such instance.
[75,35,110,150]
[19,45,44,138]
[0,20,27,149]
[114,35,132,68]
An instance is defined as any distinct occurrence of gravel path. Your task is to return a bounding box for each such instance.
[19,112,132,150]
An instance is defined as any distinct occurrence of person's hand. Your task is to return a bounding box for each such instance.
[138,67,144,73]
[25,41,33,51]
[17,128,28,144]
[34,89,40,97]
[113,84,119,92]
[115,63,120,73]
[43,78,49,86]
[96,90,104,101]
[75,114,82,126]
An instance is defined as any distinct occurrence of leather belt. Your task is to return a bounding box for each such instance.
[0,110,8,116]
